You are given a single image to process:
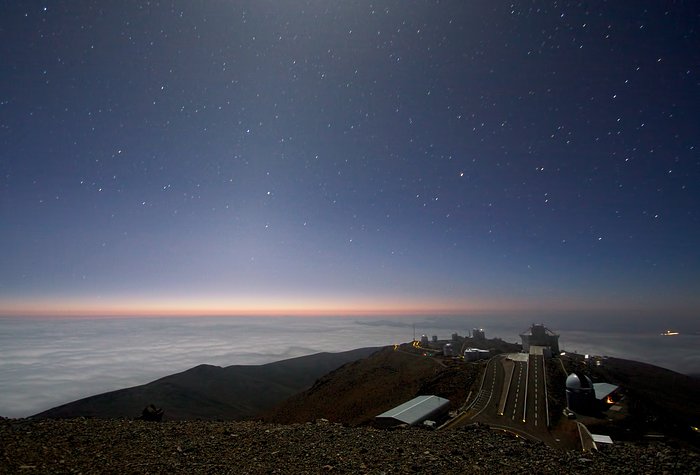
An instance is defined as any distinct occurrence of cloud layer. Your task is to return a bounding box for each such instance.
[0,316,697,418]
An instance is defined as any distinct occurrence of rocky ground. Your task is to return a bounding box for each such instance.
[1,418,698,474]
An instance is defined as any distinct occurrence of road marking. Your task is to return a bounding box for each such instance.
[523,357,530,423]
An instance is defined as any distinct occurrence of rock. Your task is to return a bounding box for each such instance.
[0,418,699,474]
[139,404,164,422]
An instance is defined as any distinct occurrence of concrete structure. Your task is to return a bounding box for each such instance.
[579,423,615,451]
[420,334,429,346]
[520,324,559,354]
[592,434,614,447]
[472,328,485,340]
[375,395,450,428]
[464,348,490,361]
[529,344,552,358]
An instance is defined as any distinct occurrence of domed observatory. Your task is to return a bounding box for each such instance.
[566,372,596,414]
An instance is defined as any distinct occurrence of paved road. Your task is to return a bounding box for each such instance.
[455,353,556,444]
[503,358,527,423]
[499,353,548,431]
[442,356,502,430]
[469,355,503,417]
[527,354,549,429]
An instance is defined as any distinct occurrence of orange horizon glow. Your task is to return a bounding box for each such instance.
[0,305,486,318]
[0,292,671,319]
[0,295,495,318]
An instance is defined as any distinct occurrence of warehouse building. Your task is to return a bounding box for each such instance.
[464,348,491,361]
[375,395,450,428]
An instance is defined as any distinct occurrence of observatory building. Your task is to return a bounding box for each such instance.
[565,372,595,413]
[463,348,491,361]
[520,324,560,354]
[566,372,620,414]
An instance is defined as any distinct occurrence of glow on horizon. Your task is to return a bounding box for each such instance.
[0,292,674,318]
[0,294,497,318]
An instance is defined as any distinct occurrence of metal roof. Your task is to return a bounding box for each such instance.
[520,324,559,337]
[376,395,450,426]
[592,434,614,445]
[593,382,619,400]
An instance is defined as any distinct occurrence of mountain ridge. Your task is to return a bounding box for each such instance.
[31,341,700,449]
[33,347,380,421]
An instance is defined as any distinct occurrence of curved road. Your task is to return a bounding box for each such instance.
[468,355,502,417]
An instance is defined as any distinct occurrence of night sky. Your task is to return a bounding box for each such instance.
[1,1,699,320]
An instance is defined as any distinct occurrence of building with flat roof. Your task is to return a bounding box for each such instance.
[464,348,491,361]
[375,395,450,428]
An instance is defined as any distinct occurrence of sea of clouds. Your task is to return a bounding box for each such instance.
[0,315,697,418]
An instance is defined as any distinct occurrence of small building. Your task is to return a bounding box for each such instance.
[472,328,485,340]
[520,324,559,354]
[593,382,620,406]
[420,334,429,346]
[578,423,614,451]
[375,395,451,428]
[443,343,454,356]
[566,373,621,413]
[464,348,491,361]
[592,434,614,448]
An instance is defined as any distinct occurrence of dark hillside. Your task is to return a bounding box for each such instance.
[33,347,379,421]
[561,355,700,444]
[262,345,481,426]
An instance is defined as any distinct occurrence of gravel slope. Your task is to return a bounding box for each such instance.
[1,418,698,474]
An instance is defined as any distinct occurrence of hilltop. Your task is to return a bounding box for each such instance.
[261,345,481,426]
[260,342,700,449]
